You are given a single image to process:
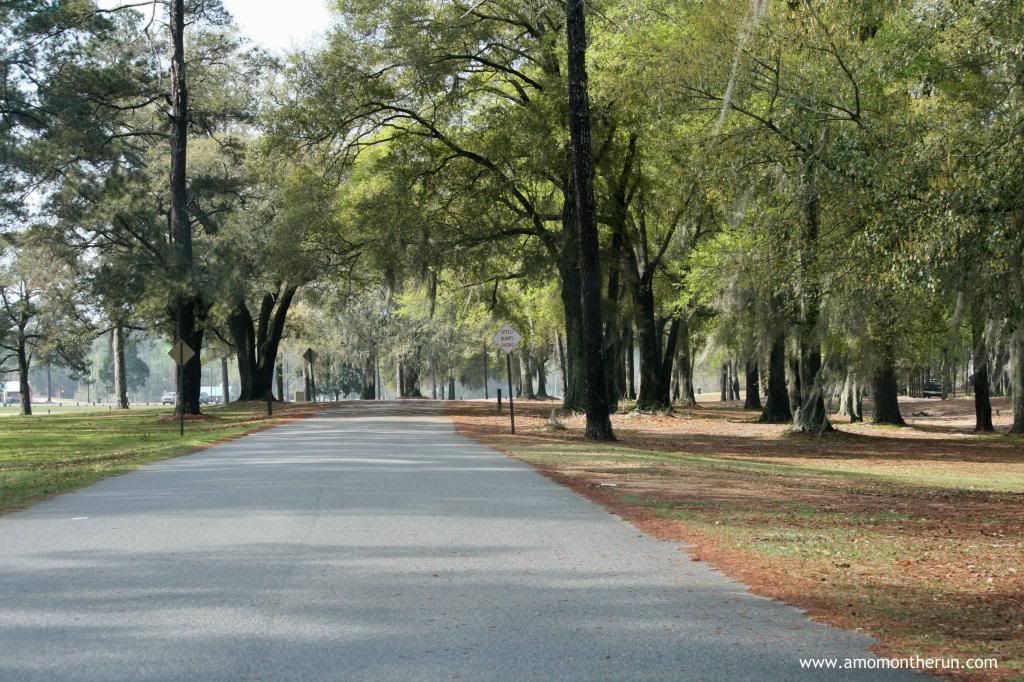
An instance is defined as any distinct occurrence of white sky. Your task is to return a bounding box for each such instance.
[95,0,333,54]
[221,0,333,54]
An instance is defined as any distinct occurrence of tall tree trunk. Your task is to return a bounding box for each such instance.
[625,326,636,400]
[728,361,739,401]
[401,360,422,398]
[872,344,905,425]
[228,287,296,401]
[556,332,568,398]
[17,334,31,416]
[447,369,455,401]
[168,0,202,415]
[221,356,230,404]
[972,317,994,432]
[634,284,667,411]
[677,316,697,407]
[521,351,536,399]
[732,361,741,401]
[558,254,587,411]
[566,0,614,440]
[431,356,437,399]
[720,363,728,401]
[604,230,623,411]
[761,331,792,423]
[744,359,762,410]
[1010,324,1024,434]
[276,362,284,401]
[793,160,831,433]
[113,323,129,409]
[654,318,681,409]
[839,370,862,423]
[360,352,376,400]
[536,356,549,398]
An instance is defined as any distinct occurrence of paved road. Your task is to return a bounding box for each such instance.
[0,402,915,681]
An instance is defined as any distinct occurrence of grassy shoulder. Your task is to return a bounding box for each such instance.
[449,398,1024,681]
[0,401,319,513]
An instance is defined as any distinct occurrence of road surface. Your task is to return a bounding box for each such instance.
[0,402,915,680]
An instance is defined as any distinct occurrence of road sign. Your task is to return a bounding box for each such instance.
[302,348,317,363]
[492,324,523,355]
[168,340,195,366]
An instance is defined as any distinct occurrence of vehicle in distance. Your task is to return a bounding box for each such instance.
[161,391,176,405]
[922,381,944,398]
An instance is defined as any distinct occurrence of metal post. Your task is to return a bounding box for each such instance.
[178,355,184,436]
[497,388,502,414]
[506,352,515,435]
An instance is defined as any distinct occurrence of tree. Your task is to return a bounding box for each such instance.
[0,241,91,415]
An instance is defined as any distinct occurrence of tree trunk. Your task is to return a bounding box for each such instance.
[431,356,437,399]
[401,360,422,398]
[872,344,905,426]
[793,161,831,434]
[604,230,623,411]
[521,351,536,399]
[276,362,284,401]
[1010,324,1024,434]
[168,0,203,415]
[972,317,994,432]
[625,326,636,400]
[566,0,614,440]
[535,356,549,398]
[634,284,666,411]
[556,332,568,398]
[360,352,376,400]
[113,323,129,409]
[221,356,230,404]
[744,359,762,410]
[839,370,862,423]
[720,363,728,401]
[761,331,792,423]
[655,317,681,410]
[447,370,455,401]
[677,316,697,407]
[17,335,31,416]
[558,250,587,411]
[228,287,296,401]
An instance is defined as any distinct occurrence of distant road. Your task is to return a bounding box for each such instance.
[0,401,913,680]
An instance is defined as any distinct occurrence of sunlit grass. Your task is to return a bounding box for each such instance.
[0,402,302,512]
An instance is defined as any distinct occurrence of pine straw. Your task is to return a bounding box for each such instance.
[448,398,1024,680]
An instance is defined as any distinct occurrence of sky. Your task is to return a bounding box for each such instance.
[221,0,333,54]
[95,0,334,54]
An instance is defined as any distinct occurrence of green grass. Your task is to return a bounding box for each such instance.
[0,403,291,512]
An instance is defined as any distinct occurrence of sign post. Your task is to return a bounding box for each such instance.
[491,324,523,434]
[168,339,195,436]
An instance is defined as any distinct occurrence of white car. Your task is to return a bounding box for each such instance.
[161,391,176,405]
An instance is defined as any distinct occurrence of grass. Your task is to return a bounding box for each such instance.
[449,398,1024,680]
[0,401,315,513]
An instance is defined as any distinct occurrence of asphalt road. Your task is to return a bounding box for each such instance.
[0,401,916,681]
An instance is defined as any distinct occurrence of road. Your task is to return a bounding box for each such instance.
[0,402,915,680]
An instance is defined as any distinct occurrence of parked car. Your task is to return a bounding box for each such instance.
[921,381,944,398]
[161,391,176,405]
[3,392,21,406]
